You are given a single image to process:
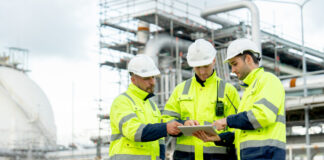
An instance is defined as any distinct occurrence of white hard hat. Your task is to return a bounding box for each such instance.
[128,54,160,77]
[187,39,216,67]
[224,38,260,63]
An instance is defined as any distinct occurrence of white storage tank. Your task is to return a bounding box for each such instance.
[0,66,56,149]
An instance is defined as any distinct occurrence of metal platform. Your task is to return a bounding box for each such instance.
[100,41,145,55]
[134,9,209,39]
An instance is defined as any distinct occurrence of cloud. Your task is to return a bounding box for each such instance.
[0,0,98,60]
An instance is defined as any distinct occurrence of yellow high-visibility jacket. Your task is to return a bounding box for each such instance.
[226,67,286,160]
[109,83,164,160]
[162,71,240,160]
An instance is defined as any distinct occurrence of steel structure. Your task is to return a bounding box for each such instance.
[95,0,324,159]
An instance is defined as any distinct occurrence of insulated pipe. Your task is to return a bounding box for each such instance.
[281,74,324,91]
[144,34,192,65]
[206,16,236,27]
[137,21,150,43]
[201,1,261,52]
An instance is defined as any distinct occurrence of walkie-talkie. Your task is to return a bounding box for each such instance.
[216,80,224,116]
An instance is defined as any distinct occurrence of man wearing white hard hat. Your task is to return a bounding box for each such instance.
[194,38,286,160]
[109,54,183,160]
[162,39,240,160]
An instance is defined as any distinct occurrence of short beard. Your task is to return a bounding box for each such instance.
[146,87,154,93]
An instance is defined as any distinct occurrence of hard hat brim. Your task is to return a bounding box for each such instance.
[135,69,160,77]
[188,58,214,67]
[223,50,260,64]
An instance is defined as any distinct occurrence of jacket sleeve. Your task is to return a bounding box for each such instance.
[110,96,166,142]
[161,85,182,123]
[214,132,235,147]
[227,76,285,130]
[141,123,167,142]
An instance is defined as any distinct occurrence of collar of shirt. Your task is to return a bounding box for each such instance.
[194,70,216,87]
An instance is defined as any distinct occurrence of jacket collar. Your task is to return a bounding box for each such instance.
[194,70,217,87]
[242,67,264,87]
[128,83,153,101]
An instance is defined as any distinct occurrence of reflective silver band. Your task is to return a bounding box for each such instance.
[148,99,156,111]
[252,79,258,88]
[175,144,227,154]
[175,144,194,152]
[111,133,123,141]
[255,98,278,115]
[182,78,192,95]
[240,139,286,150]
[108,154,151,160]
[134,124,146,142]
[218,80,226,98]
[203,146,227,154]
[204,121,212,125]
[162,110,181,119]
[119,113,137,135]
[246,110,262,129]
[122,92,135,105]
[276,115,286,124]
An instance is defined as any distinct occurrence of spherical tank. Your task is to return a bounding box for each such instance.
[0,66,56,149]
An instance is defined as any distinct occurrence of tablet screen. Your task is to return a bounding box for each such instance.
[178,125,218,136]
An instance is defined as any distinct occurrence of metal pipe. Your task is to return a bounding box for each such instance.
[200,1,261,52]
[300,1,311,159]
[279,70,324,80]
[281,74,324,91]
[175,38,182,84]
[207,16,236,27]
[144,34,192,65]
[289,146,293,160]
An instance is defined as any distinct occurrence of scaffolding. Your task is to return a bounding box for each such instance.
[0,47,29,72]
[97,0,324,159]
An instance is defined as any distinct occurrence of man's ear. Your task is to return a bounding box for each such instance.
[130,75,135,84]
[245,54,252,64]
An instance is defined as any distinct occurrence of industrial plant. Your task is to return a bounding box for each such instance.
[0,0,323,160]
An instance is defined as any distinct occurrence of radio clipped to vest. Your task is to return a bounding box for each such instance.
[216,101,224,116]
[216,80,224,116]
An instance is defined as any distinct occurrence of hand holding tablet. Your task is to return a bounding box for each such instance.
[178,125,218,136]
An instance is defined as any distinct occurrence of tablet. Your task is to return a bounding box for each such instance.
[178,125,218,136]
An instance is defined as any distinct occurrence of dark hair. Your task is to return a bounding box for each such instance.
[241,51,260,64]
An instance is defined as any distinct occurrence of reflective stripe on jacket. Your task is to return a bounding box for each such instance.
[227,67,286,160]
[109,83,163,160]
[162,71,240,159]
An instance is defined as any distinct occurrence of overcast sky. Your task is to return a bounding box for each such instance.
[0,0,323,147]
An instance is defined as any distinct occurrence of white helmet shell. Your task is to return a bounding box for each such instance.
[224,38,260,63]
[127,54,160,77]
[187,39,216,67]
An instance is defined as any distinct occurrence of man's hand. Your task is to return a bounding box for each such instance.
[213,118,227,131]
[184,120,200,126]
[167,121,183,135]
[193,130,221,142]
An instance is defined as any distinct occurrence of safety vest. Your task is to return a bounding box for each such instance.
[109,83,163,160]
[234,68,286,160]
[162,72,240,159]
